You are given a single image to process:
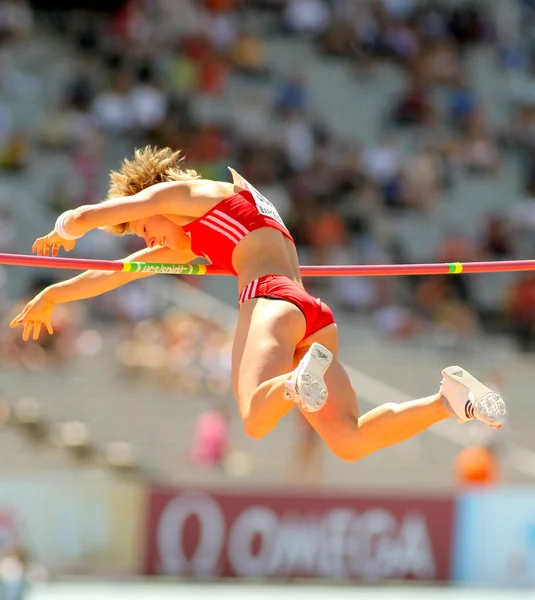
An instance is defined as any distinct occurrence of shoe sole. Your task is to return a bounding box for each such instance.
[442,366,506,429]
[298,342,333,412]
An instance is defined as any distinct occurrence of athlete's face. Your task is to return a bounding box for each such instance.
[129,215,183,250]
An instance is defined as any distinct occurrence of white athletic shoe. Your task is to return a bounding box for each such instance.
[440,366,506,429]
[284,342,333,412]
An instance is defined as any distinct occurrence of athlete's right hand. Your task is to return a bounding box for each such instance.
[9,292,56,341]
[32,231,76,257]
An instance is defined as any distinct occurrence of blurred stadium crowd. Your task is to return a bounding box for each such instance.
[0,0,534,486]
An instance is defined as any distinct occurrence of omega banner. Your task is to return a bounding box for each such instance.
[144,487,453,582]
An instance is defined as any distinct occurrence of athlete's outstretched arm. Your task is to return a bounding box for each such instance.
[55,177,231,240]
[64,182,193,237]
[33,179,230,254]
[10,244,197,340]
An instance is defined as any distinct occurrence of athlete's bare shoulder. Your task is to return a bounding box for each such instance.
[188,179,236,200]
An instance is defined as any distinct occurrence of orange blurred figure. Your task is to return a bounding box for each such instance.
[454,443,499,487]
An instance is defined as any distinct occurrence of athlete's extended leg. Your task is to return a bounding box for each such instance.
[286,325,454,461]
[232,297,307,438]
[292,325,505,461]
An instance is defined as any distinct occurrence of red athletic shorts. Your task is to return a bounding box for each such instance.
[238,275,335,340]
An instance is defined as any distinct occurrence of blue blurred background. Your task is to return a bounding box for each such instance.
[1,0,535,597]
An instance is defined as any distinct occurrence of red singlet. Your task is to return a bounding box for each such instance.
[183,169,335,339]
[182,170,294,274]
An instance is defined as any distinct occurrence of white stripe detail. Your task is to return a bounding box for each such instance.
[200,219,241,245]
[250,278,258,300]
[205,214,245,240]
[213,209,249,235]
[239,279,261,306]
[240,282,251,305]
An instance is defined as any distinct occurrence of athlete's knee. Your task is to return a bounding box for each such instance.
[329,443,365,463]
[321,419,364,462]
[239,392,276,440]
[241,413,267,439]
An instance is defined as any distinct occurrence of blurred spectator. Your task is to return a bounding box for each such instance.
[0,208,14,253]
[392,76,432,126]
[480,214,514,259]
[505,272,535,352]
[275,72,308,114]
[0,546,29,600]
[71,131,105,205]
[231,90,271,142]
[0,545,47,600]
[449,2,487,47]
[40,63,98,154]
[283,0,330,36]
[446,76,477,130]
[0,48,40,99]
[277,108,315,172]
[0,132,28,173]
[401,143,442,211]
[231,30,270,79]
[302,201,349,266]
[449,111,501,174]
[130,65,168,133]
[419,38,462,87]
[206,5,238,52]
[432,287,481,346]
[374,302,419,338]
[413,274,479,345]
[382,0,416,22]
[363,133,403,187]
[92,69,137,135]
[158,0,206,40]
[198,44,230,95]
[454,441,500,488]
[0,0,33,43]
[437,230,479,264]
[190,405,230,470]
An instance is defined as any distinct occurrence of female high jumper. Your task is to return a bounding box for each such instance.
[10,147,506,462]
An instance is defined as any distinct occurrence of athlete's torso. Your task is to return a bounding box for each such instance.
[169,170,302,289]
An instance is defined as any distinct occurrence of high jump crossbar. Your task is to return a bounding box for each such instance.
[0,252,535,276]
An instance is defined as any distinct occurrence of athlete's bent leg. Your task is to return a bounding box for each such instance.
[232,297,306,439]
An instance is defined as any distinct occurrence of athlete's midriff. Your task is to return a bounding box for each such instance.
[232,230,302,290]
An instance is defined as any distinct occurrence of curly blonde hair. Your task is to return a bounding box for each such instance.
[102,146,201,235]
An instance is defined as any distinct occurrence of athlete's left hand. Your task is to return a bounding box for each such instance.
[32,231,76,257]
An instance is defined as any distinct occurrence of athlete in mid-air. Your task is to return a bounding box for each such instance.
[10,147,506,462]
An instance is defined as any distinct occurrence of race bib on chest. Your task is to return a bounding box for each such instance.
[228,167,286,228]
